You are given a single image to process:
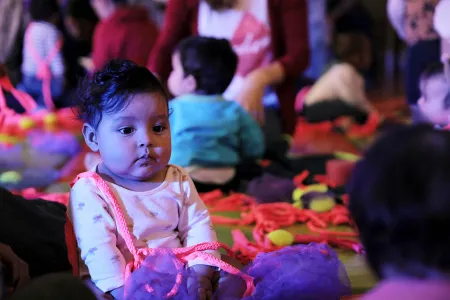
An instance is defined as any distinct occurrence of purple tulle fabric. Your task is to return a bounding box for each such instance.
[242,243,351,300]
[246,173,296,204]
[124,243,351,300]
[125,252,199,300]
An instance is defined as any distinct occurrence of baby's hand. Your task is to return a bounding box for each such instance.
[188,265,216,300]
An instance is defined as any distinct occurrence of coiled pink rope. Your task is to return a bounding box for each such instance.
[73,172,255,298]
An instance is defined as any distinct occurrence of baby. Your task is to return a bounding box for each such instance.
[349,124,450,299]
[70,60,229,299]
[417,63,450,126]
[168,36,264,193]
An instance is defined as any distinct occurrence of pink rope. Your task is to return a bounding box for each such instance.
[25,23,63,111]
[72,172,255,298]
[0,76,37,113]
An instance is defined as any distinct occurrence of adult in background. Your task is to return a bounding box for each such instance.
[0,0,28,85]
[148,0,310,141]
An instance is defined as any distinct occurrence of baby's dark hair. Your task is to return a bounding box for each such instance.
[348,124,450,279]
[29,0,60,22]
[334,32,369,61]
[420,63,450,109]
[175,36,238,95]
[76,60,167,129]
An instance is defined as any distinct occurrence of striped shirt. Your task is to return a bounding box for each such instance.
[21,22,65,77]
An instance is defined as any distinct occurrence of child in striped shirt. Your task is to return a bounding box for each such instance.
[19,0,65,110]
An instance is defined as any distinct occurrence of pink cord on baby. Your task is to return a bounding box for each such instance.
[73,172,255,299]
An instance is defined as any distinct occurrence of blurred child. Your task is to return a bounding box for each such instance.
[83,0,158,71]
[387,0,441,109]
[19,0,65,110]
[299,32,375,124]
[417,63,450,126]
[168,37,265,192]
[63,0,98,87]
[348,124,450,300]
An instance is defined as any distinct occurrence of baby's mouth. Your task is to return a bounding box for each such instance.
[137,154,156,164]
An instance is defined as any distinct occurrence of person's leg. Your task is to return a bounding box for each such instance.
[6,273,96,300]
[303,100,369,124]
[17,76,43,107]
[50,76,65,100]
[262,107,283,147]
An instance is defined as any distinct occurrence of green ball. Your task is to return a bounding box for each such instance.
[267,229,295,246]
[0,171,22,183]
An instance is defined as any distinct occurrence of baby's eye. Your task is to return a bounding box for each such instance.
[153,125,166,133]
[118,127,135,135]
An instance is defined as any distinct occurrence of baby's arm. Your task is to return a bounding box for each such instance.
[177,170,220,298]
[238,105,265,159]
[69,179,126,297]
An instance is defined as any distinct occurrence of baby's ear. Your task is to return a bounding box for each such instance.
[183,74,197,94]
[82,123,99,152]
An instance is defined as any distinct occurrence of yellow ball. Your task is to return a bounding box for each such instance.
[19,117,35,130]
[267,229,295,247]
[44,113,57,126]
[292,188,303,202]
[0,171,22,183]
[309,196,336,213]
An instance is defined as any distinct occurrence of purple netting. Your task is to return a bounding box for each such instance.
[242,243,351,300]
[124,243,351,300]
[246,173,296,204]
[124,252,199,300]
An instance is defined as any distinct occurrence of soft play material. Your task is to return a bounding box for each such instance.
[125,243,351,300]
[242,243,351,300]
[125,252,199,300]
[246,173,296,204]
[0,130,81,189]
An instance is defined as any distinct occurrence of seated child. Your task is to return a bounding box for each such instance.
[348,124,450,300]
[63,0,98,88]
[19,0,65,110]
[417,63,450,126]
[168,36,265,193]
[70,60,241,299]
[299,32,375,124]
[83,0,159,71]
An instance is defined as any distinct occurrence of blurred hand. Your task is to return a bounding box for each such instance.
[0,243,29,292]
[188,265,216,300]
[236,73,265,125]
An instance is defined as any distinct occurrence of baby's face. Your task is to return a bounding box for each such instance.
[95,92,171,182]
[418,74,450,125]
[168,52,196,97]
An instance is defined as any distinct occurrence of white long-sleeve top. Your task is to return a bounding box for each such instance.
[69,165,219,292]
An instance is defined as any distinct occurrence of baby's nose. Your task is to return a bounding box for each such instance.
[138,132,152,147]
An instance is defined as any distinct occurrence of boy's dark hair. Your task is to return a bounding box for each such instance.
[348,124,450,279]
[175,36,238,95]
[333,32,369,61]
[66,0,98,21]
[420,63,450,109]
[76,60,167,129]
[29,0,60,22]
